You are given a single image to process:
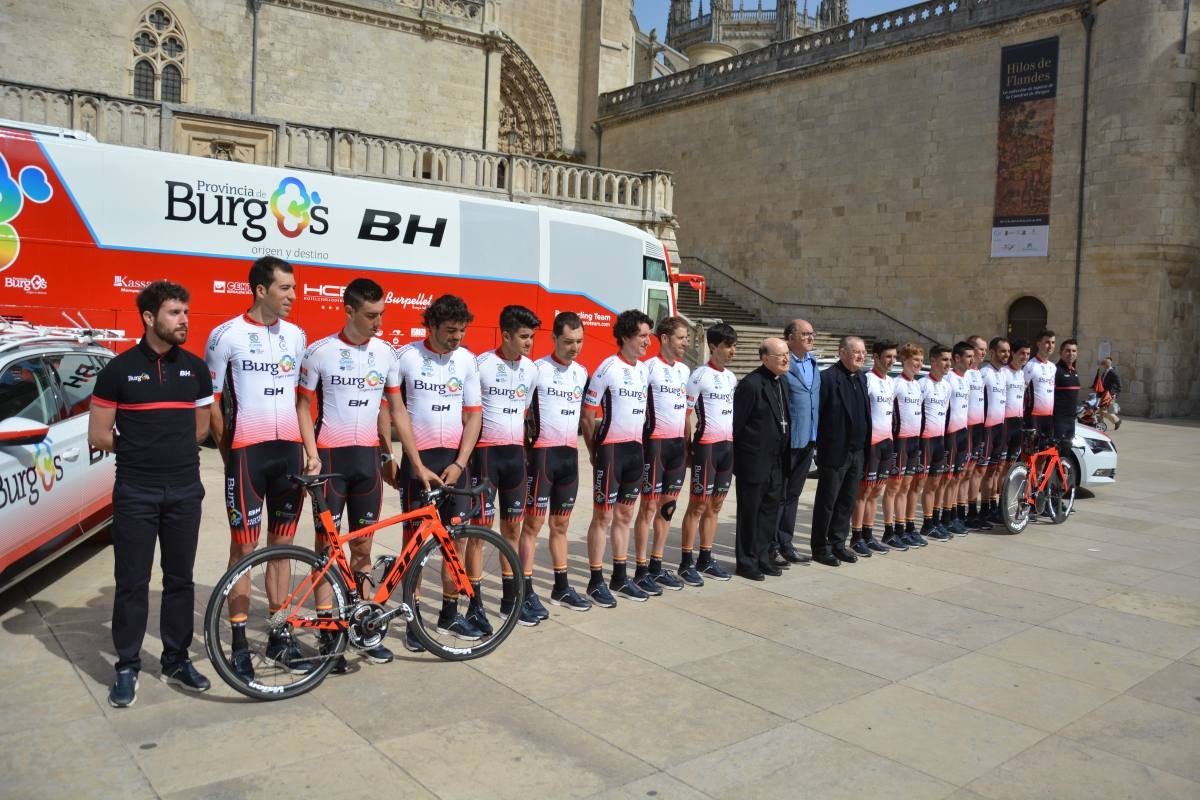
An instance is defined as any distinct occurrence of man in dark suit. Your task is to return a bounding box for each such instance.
[732,338,792,580]
[810,336,870,567]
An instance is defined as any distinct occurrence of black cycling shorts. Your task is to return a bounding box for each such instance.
[1004,418,1024,462]
[526,446,579,516]
[921,435,947,477]
[895,436,922,477]
[225,440,305,545]
[470,444,527,524]
[948,428,970,474]
[1031,415,1055,443]
[593,441,643,507]
[399,447,470,530]
[862,439,896,484]
[642,437,686,497]
[984,423,1007,466]
[689,440,734,497]
[969,423,986,463]
[313,446,382,540]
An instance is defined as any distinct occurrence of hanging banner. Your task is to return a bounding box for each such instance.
[991,36,1058,258]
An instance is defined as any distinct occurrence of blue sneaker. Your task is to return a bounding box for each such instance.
[231,648,254,682]
[517,598,541,627]
[634,573,663,596]
[264,630,314,675]
[699,560,732,581]
[549,585,592,611]
[360,644,393,664]
[436,612,484,641]
[611,577,649,602]
[587,582,618,608]
[527,593,551,620]
[108,668,138,708]
[160,659,211,692]
[924,525,951,542]
[403,627,425,653]
[904,531,928,548]
[677,564,705,587]
[652,569,684,591]
[465,604,494,636]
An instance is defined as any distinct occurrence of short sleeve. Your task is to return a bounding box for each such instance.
[298,343,322,397]
[194,354,214,407]
[462,352,481,410]
[584,360,608,410]
[205,324,231,396]
[91,358,121,408]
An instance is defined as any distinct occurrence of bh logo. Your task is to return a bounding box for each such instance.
[270,176,320,239]
[0,153,53,273]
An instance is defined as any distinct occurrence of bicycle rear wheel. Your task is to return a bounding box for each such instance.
[999,464,1032,534]
[402,525,523,661]
[204,545,350,701]
[1045,460,1075,524]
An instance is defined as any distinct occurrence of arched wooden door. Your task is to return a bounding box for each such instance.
[1007,296,1047,345]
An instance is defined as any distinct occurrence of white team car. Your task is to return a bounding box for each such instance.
[1069,422,1117,488]
[0,323,118,593]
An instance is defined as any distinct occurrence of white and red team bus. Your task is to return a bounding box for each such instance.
[0,118,694,590]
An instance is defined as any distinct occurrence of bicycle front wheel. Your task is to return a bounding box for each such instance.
[204,545,350,701]
[1046,459,1075,524]
[999,464,1032,534]
[402,526,523,661]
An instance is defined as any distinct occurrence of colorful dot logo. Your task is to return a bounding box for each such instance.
[33,438,56,492]
[571,386,583,402]
[0,153,53,273]
[269,176,320,239]
[515,383,528,399]
[365,370,383,388]
[445,377,463,394]
[278,354,296,374]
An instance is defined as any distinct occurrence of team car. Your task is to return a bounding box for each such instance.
[0,321,119,593]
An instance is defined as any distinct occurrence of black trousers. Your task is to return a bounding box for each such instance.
[774,443,815,553]
[809,450,864,556]
[734,457,784,574]
[111,479,205,672]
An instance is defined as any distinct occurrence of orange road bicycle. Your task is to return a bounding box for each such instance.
[999,429,1076,534]
[204,474,523,701]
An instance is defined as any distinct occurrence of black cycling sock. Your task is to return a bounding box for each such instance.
[468,580,482,609]
[611,560,627,584]
[883,524,894,539]
[523,576,534,597]
[553,569,569,593]
[696,548,713,568]
[968,501,979,518]
[958,504,968,520]
[906,520,916,534]
[850,527,862,543]
[863,526,873,542]
[679,550,694,569]
[923,515,934,530]
[501,575,517,605]
[231,622,247,651]
[589,566,604,588]
[440,597,458,618]
[648,556,663,575]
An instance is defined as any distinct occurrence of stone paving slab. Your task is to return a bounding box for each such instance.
[2,419,1199,798]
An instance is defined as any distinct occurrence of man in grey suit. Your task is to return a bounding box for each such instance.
[773,319,819,564]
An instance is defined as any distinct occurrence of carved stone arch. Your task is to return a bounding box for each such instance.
[497,35,564,159]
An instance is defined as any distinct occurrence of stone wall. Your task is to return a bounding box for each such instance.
[599,0,1199,416]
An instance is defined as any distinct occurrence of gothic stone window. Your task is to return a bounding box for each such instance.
[130,4,187,103]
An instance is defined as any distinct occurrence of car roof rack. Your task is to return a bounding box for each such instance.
[0,312,130,356]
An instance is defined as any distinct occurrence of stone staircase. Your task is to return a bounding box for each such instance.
[675,283,859,376]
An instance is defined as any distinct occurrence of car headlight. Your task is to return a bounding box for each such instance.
[1086,438,1113,454]
[1072,434,1084,449]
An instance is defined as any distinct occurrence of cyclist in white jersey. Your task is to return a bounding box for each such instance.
[886,342,928,548]
[962,335,993,530]
[632,316,691,596]
[522,312,591,612]
[1024,329,1058,443]
[471,305,540,627]
[393,294,484,648]
[918,345,954,541]
[678,323,738,585]
[205,257,309,679]
[850,340,898,557]
[980,337,1011,523]
[297,278,426,670]
[580,309,652,608]
[942,342,974,537]
[1004,340,1031,463]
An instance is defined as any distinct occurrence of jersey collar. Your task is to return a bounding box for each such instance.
[617,352,637,366]
[423,338,451,356]
[338,330,370,347]
[241,312,270,327]
[656,354,676,366]
[707,360,725,371]
[550,353,571,367]
[871,367,887,379]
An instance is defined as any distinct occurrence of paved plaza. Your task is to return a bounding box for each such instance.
[2,419,1199,799]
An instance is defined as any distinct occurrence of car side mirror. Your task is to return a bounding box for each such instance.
[0,416,50,446]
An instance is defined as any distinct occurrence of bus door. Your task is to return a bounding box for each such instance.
[642,255,672,326]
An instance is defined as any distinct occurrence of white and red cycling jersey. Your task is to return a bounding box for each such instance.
[644,355,690,440]
[475,350,535,447]
[865,368,895,445]
[893,373,924,438]
[966,367,985,426]
[298,332,401,448]
[981,363,1008,426]
[206,313,306,448]
[1003,364,1027,420]
[947,370,970,433]
[1023,356,1056,417]
[394,340,482,451]
[919,373,951,438]
[527,355,588,448]
[584,354,649,446]
[686,362,736,444]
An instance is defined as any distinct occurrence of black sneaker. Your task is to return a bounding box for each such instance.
[904,531,929,548]
[265,630,314,675]
[231,648,254,682]
[517,598,541,626]
[588,582,618,608]
[361,644,393,664]
[465,604,494,636]
[160,659,211,692]
[108,669,138,708]
[403,626,425,653]
[699,560,731,581]
[550,585,592,611]
[865,536,889,554]
[634,573,663,596]
[949,518,969,536]
[677,564,705,587]
[436,612,485,640]
[851,539,872,557]
[971,516,994,531]
[527,592,551,620]
[881,533,909,551]
[934,523,955,540]
[611,578,649,602]
[652,569,684,591]
[318,633,349,675]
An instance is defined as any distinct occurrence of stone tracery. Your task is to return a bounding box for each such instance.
[497,35,564,159]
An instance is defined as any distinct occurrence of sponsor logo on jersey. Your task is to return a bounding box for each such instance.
[445,377,462,394]
[247,333,263,354]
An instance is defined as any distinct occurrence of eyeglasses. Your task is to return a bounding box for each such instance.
[792,331,815,338]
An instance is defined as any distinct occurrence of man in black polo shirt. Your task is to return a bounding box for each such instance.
[89,280,214,708]
[1054,339,1081,445]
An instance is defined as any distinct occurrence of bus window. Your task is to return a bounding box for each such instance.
[643,257,668,283]
[644,287,671,325]
[642,256,671,325]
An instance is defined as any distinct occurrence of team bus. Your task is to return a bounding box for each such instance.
[0,119,683,364]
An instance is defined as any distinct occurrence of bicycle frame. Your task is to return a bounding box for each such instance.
[274,485,474,632]
[1021,444,1068,506]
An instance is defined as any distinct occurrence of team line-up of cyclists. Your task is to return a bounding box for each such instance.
[187,257,1081,673]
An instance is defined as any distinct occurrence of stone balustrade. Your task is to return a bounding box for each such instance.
[0,78,673,226]
[602,0,1083,119]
